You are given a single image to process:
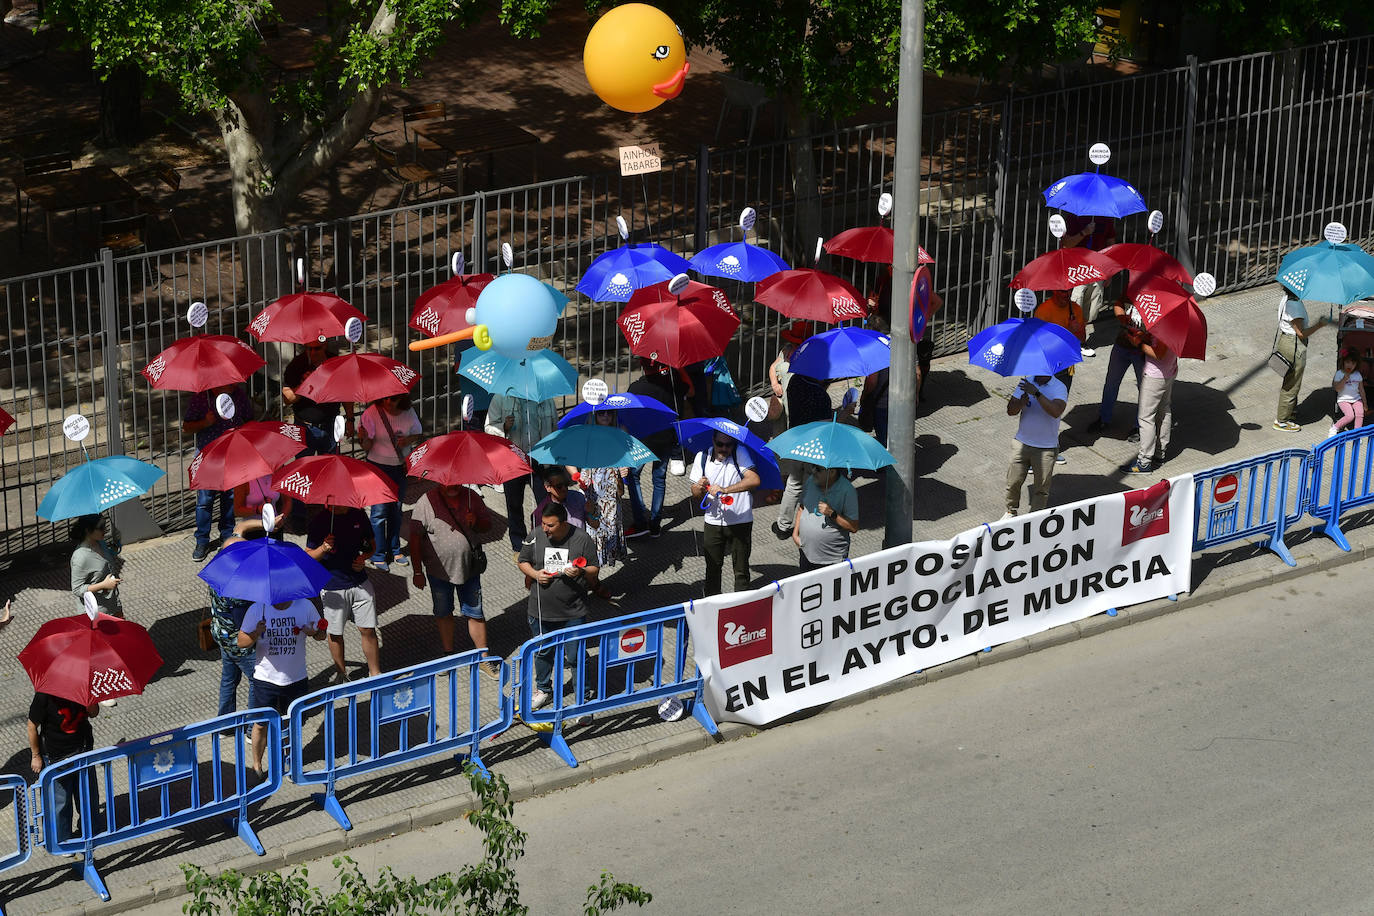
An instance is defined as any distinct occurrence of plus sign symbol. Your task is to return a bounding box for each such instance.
[800,620,823,649]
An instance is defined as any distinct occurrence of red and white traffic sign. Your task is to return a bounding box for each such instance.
[619,627,646,655]
[1213,473,1239,504]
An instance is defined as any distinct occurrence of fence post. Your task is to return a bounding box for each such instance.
[1175,55,1200,277]
[473,191,488,274]
[980,89,1015,331]
[694,144,710,253]
[97,247,161,542]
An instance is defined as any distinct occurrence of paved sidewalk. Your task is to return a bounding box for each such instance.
[3,282,1370,915]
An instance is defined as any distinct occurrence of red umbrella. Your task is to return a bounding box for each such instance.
[1010,248,1119,291]
[19,612,163,706]
[246,292,366,344]
[1101,243,1192,287]
[188,421,306,491]
[407,431,531,486]
[410,274,495,338]
[823,226,934,265]
[756,269,866,323]
[0,405,13,436]
[1130,279,1207,360]
[294,353,420,404]
[140,335,266,392]
[272,454,398,508]
[619,279,740,367]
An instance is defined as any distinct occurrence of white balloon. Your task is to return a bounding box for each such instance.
[344,316,364,344]
[1048,214,1067,239]
[451,251,465,275]
[667,273,691,295]
[1088,142,1111,166]
[744,396,769,423]
[616,215,630,240]
[62,414,91,442]
[186,301,209,329]
[739,207,757,232]
[1192,272,1217,298]
[1324,221,1349,245]
[581,378,609,405]
[214,392,235,420]
[1147,210,1165,234]
[1014,288,1037,313]
[877,193,894,217]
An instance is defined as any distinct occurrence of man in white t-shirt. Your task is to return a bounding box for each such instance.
[690,434,761,595]
[238,598,326,775]
[1004,374,1068,518]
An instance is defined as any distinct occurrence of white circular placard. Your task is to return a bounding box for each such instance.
[83,591,99,620]
[296,258,306,286]
[616,215,629,240]
[500,242,513,269]
[464,306,477,326]
[744,396,769,423]
[62,414,91,442]
[344,316,364,345]
[1048,214,1067,239]
[815,236,824,263]
[581,378,609,405]
[461,394,475,423]
[1192,272,1217,297]
[877,192,894,217]
[658,695,685,721]
[667,273,691,295]
[214,392,235,420]
[1324,221,1348,244]
[333,415,347,444]
[1147,210,1165,234]
[739,207,757,232]
[1014,288,1037,313]
[186,301,208,329]
[260,502,276,533]
[1088,142,1112,166]
[451,251,465,275]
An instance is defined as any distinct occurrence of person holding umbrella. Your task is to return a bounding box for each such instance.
[69,514,122,620]
[690,433,761,595]
[1003,374,1068,518]
[282,341,353,456]
[409,483,500,673]
[1063,214,1117,332]
[206,525,261,716]
[184,382,252,561]
[791,465,860,571]
[27,690,100,848]
[1129,331,1176,474]
[485,393,559,552]
[357,393,423,571]
[306,505,380,680]
[1274,285,1331,431]
[236,594,327,776]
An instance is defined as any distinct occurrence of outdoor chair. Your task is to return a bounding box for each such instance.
[16,151,73,239]
[132,165,185,244]
[715,73,774,144]
[400,101,448,153]
[365,138,460,209]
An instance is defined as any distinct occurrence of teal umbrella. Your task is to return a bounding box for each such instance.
[768,420,895,472]
[529,425,656,469]
[458,348,577,400]
[1276,242,1374,305]
[37,455,166,521]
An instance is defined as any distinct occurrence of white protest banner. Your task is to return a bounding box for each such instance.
[684,476,1194,725]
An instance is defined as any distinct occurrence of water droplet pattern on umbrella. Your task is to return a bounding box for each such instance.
[99,478,140,507]
[982,342,1006,369]
[467,360,498,386]
[1278,268,1310,293]
[717,255,742,276]
[607,273,634,298]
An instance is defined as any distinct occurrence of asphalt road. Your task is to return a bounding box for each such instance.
[123,564,1374,915]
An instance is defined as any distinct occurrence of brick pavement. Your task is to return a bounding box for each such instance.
[3,282,1373,914]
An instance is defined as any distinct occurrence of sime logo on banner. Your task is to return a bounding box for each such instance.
[685,476,1194,725]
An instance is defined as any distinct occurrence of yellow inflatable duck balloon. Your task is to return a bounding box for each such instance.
[583,4,689,113]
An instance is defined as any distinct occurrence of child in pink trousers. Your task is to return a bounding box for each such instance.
[1330,350,1366,437]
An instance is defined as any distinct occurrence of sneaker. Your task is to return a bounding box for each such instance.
[1273,420,1301,432]
[1328,425,1340,438]
[999,511,1017,520]
[668,459,686,476]
[480,661,501,681]
[191,542,209,562]
[529,689,552,710]
[574,713,594,727]
[1128,458,1154,474]
[393,555,409,567]
[1081,347,1096,358]
[99,698,118,708]
[1085,418,1106,434]
[1127,430,1141,444]
[771,521,791,540]
[625,525,649,539]
[648,521,662,538]
[1054,452,1067,465]
[369,559,390,572]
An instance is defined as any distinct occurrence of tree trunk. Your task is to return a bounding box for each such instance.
[97,64,144,148]
[782,91,824,266]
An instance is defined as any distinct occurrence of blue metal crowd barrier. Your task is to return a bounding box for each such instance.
[517,605,718,768]
[1192,448,1310,565]
[0,773,34,916]
[287,650,512,830]
[1305,425,1374,551]
[37,710,281,902]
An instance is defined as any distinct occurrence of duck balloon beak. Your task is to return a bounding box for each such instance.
[652,61,690,99]
[410,325,484,351]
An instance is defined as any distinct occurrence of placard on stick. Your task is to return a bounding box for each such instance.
[619,143,663,176]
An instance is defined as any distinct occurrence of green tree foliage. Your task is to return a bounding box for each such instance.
[42,0,557,234]
[180,767,651,915]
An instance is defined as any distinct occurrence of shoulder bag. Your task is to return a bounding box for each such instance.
[436,493,487,579]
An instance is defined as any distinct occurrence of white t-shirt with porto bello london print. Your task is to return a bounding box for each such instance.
[239,599,320,686]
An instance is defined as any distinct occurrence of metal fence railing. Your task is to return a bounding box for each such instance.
[2,35,1371,556]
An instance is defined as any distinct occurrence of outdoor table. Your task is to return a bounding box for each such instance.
[16,165,141,254]
[411,114,541,193]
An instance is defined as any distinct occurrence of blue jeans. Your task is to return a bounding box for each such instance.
[302,422,339,457]
[50,764,99,845]
[505,471,544,549]
[526,614,587,692]
[368,461,406,561]
[1099,345,1146,424]
[429,576,484,620]
[195,488,234,547]
[218,650,258,716]
[626,460,667,527]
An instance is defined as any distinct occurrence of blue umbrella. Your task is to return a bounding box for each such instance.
[967,317,1083,378]
[529,425,656,469]
[689,242,790,283]
[768,420,895,472]
[458,348,577,401]
[558,391,678,438]
[37,455,166,522]
[789,327,892,379]
[577,244,692,302]
[675,417,783,489]
[1042,172,1147,218]
[1276,242,1374,305]
[199,537,332,604]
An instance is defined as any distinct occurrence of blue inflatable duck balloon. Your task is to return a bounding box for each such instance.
[410,273,567,358]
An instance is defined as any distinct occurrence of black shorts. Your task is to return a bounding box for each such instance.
[251,678,310,716]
